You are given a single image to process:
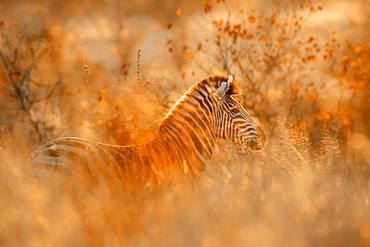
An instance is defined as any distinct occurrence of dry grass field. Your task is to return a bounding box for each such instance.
[0,0,369,246]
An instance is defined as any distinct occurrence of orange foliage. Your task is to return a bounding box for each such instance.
[0,0,369,246]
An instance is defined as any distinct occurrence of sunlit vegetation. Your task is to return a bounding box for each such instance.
[0,0,369,246]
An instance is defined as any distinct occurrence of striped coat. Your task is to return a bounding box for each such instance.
[32,75,265,189]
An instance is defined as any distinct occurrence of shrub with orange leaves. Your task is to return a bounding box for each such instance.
[334,42,370,134]
[173,0,369,156]
[0,1,368,247]
[187,1,327,123]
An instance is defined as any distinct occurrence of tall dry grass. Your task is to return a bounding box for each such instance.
[1,128,369,246]
[0,0,369,246]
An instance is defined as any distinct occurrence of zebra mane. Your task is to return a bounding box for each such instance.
[161,75,241,123]
[190,74,242,96]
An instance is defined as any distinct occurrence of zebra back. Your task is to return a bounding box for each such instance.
[32,137,133,188]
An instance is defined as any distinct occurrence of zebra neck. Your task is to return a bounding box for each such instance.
[157,96,217,167]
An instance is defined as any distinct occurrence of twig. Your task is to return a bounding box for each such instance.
[83,56,90,84]
[136,48,142,92]
[31,78,62,105]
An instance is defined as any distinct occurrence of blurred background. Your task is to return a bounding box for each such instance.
[0,0,369,246]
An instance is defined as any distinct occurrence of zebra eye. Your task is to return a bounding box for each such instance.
[231,108,239,114]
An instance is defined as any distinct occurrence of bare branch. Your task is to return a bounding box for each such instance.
[31,78,62,105]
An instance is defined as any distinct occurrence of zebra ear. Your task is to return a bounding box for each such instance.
[216,75,233,98]
[227,74,233,84]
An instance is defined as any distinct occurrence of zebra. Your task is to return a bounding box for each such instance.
[31,75,265,189]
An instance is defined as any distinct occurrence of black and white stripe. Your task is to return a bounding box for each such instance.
[31,75,265,188]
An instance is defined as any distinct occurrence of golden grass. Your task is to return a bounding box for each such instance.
[0,0,369,246]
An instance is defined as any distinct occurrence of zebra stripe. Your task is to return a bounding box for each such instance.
[31,75,265,188]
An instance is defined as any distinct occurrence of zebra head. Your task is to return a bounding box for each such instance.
[213,75,265,151]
